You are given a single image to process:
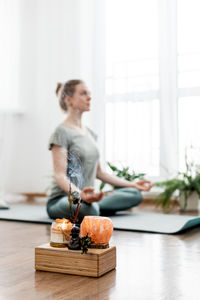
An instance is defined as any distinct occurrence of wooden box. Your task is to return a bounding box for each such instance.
[35,243,116,277]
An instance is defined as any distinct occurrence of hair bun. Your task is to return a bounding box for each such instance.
[56,82,63,96]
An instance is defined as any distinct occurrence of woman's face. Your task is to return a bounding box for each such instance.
[68,83,91,112]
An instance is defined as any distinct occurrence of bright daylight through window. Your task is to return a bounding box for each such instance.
[105,0,200,178]
[177,0,200,171]
[105,0,159,176]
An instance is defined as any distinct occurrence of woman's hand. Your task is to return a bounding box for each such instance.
[80,187,104,204]
[131,180,153,191]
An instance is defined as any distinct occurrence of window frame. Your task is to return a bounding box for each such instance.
[90,0,200,179]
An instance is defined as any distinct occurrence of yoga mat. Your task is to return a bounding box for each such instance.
[0,204,200,234]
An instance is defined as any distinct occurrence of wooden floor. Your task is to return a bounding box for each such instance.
[1,203,200,300]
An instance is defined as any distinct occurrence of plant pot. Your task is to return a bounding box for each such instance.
[179,191,200,211]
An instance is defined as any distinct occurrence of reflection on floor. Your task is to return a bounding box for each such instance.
[1,196,200,299]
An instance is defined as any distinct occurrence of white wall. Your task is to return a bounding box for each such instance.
[3,0,96,194]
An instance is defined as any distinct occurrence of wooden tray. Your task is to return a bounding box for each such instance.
[35,243,116,277]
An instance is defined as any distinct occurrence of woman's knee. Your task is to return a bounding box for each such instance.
[121,190,142,207]
[114,188,142,204]
[117,187,140,194]
[133,190,142,205]
[79,202,100,217]
[99,189,142,213]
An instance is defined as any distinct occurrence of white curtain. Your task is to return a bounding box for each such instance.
[0,114,14,206]
[0,0,20,110]
[0,0,20,205]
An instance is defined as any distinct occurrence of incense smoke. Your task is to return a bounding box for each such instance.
[67,151,84,189]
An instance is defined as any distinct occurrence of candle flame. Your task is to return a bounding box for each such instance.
[61,221,66,230]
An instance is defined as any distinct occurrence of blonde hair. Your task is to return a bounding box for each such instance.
[56,79,84,112]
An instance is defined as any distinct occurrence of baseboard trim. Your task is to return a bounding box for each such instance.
[20,193,47,201]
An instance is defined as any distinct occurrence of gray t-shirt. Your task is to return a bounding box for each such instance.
[47,124,100,200]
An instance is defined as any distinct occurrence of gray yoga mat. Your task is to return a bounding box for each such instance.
[0,204,200,234]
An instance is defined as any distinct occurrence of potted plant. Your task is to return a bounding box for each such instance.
[99,162,145,191]
[155,150,200,212]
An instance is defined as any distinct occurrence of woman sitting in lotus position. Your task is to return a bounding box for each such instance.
[47,79,152,222]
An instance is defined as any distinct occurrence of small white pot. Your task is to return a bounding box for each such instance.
[179,191,200,211]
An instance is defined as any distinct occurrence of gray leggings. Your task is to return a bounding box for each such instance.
[47,187,142,223]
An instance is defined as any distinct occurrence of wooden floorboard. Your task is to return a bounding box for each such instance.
[1,203,200,300]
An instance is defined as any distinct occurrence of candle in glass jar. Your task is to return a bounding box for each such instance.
[50,218,72,247]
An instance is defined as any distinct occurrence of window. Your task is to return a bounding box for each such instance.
[178,0,200,170]
[178,97,200,170]
[105,100,159,175]
[105,0,159,176]
[178,0,200,89]
[101,0,200,178]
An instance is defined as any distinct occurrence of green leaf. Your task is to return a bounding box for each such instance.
[155,179,185,211]
[99,182,106,191]
[108,162,118,172]
[104,162,146,185]
[80,235,92,254]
